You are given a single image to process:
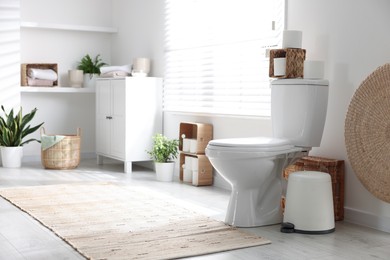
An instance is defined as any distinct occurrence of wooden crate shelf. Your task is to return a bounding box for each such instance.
[179,122,213,154]
[179,153,213,186]
[179,122,213,186]
[21,63,58,86]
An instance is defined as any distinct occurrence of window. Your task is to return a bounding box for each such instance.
[164,0,285,117]
[0,0,20,109]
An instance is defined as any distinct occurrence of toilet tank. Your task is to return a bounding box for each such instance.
[271,79,329,147]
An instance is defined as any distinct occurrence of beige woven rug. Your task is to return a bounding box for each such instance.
[0,183,270,259]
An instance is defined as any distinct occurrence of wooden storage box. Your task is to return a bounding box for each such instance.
[179,153,213,186]
[179,122,213,154]
[21,63,58,86]
[283,156,345,221]
[269,49,306,78]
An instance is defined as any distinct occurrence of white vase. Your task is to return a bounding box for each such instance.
[83,73,98,89]
[155,162,175,182]
[1,146,23,168]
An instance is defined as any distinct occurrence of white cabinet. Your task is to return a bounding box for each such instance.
[96,77,162,173]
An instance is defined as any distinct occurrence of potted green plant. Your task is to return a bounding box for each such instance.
[147,133,179,182]
[77,54,107,88]
[0,105,44,168]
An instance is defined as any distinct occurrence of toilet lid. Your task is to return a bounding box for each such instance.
[208,137,294,152]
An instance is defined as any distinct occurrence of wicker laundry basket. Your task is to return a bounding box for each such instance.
[41,128,81,170]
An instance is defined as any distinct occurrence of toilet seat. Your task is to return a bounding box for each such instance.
[207,137,303,157]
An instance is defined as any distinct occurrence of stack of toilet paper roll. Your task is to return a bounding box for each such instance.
[182,156,199,185]
[272,30,324,79]
[182,137,198,154]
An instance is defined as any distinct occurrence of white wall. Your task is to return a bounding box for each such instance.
[287,0,390,232]
[20,0,113,157]
[111,0,165,77]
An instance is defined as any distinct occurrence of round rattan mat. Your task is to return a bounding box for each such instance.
[345,63,390,203]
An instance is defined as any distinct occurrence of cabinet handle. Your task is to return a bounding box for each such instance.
[106,116,113,119]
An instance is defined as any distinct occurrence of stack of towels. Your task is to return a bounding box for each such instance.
[100,65,131,78]
[27,68,58,86]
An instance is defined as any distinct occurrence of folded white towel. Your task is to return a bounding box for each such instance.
[28,68,58,81]
[100,65,131,74]
[27,77,54,86]
[100,71,129,78]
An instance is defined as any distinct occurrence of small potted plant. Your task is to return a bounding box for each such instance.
[0,105,44,168]
[77,54,107,88]
[147,133,179,182]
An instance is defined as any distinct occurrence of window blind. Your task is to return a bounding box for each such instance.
[164,0,285,117]
[0,0,20,108]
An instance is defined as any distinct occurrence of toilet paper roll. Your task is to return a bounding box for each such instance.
[191,158,199,171]
[192,170,199,186]
[182,138,190,152]
[183,169,193,182]
[274,58,286,76]
[304,60,324,79]
[282,30,302,49]
[185,156,192,169]
[189,139,198,153]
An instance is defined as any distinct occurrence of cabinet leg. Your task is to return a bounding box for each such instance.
[124,161,132,174]
[97,155,103,165]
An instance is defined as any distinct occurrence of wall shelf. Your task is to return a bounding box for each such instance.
[21,21,117,33]
[20,87,95,93]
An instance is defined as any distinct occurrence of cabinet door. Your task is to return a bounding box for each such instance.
[110,80,126,159]
[96,80,111,155]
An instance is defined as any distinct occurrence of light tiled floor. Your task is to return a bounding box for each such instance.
[0,159,389,260]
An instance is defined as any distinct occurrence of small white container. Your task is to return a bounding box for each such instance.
[189,139,198,153]
[283,171,335,234]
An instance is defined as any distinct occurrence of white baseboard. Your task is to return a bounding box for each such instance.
[344,207,390,233]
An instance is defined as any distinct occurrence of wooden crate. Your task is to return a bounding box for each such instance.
[269,48,306,78]
[179,153,213,186]
[21,63,58,86]
[283,156,345,221]
[179,122,213,154]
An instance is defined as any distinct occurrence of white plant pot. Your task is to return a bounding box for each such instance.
[155,162,175,182]
[1,146,23,168]
[83,73,98,89]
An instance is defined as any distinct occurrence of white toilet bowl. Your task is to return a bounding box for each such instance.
[206,137,308,227]
[206,79,329,228]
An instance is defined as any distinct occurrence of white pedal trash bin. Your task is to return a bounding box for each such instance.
[281,171,335,234]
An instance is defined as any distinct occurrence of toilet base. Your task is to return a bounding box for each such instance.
[225,187,283,227]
